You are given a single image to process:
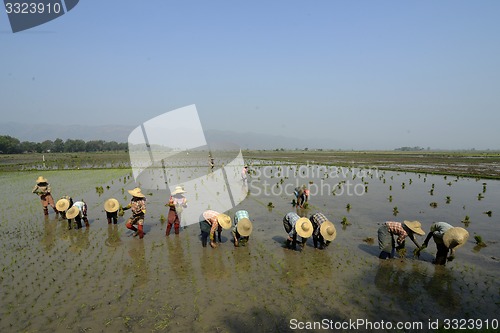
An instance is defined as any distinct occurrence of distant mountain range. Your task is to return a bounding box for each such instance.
[0,122,335,150]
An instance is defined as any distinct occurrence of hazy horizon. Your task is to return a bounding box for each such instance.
[1,1,499,150]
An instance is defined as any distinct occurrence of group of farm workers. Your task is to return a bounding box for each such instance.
[33,175,469,264]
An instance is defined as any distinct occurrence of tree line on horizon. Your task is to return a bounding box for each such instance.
[0,135,127,154]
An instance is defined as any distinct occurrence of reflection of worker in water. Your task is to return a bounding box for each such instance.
[125,240,149,288]
[199,210,231,248]
[104,198,120,225]
[419,223,469,265]
[66,200,90,229]
[232,210,253,247]
[309,212,336,249]
[283,212,313,250]
[165,186,187,236]
[166,236,187,278]
[69,227,90,253]
[32,176,58,217]
[123,188,146,239]
[56,196,73,229]
[105,224,122,248]
[425,266,461,311]
[378,220,425,259]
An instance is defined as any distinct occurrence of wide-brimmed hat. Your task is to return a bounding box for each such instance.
[443,227,469,249]
[104,198,120,213]
[403,220,425,236]
[128,187,145,198]
[66,206,80,219]
[217,214,232,230]
[237,218,253,237]
[320,221,337,241]
[36,176,48,183]
[56,198,70,212]
[295,217,313,238]
[171,186,186,195]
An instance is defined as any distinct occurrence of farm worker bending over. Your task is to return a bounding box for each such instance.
[32,176,58,217]
[123,188,147,239]
[293,185,309,208]
[283,212,313,250]
[232,210,253,247]
[309,212,336,249]
[165,186,188,236]
[378,220,425,259]
[56,196,74,229]
[66,200,89,229]
[104,198,120,225]
[199,210,231,248]
[418,222,469,265]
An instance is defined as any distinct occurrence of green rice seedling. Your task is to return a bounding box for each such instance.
[483,210,492,217]
[429,189,434,196]
[362,237,374,245]
[389,185,392,191]
[446,196,451,204]
[461,215,470,227]
[401,182,405,189]
[341,216,350,227]
[393,207,399,216]
[388,195,393,202]
[346,203,351,212]
[474,235,486,247]
[477,193,484,200]
[430,202,438,208]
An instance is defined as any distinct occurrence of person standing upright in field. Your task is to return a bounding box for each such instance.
[32,176,58,217]
[123,188,147,239]
[165,186,188,236]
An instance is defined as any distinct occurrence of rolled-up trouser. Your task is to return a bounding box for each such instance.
[378,225,395,253]
[434,236,449,265]
[199,220,211,247]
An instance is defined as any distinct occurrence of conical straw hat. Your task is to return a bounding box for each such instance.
[56,198,70,212]
[217,214,232,230]
[295,217,313,238]
[104,198,120,213]
[443,227,469,249]
[128,187,145,198]
[403,220,425,236]
[237,218,253,237]
[66,206,80,219]
[36,176,48,183]
[320,221,337,241]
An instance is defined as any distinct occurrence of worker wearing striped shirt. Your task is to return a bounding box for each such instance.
[378,220,425,259]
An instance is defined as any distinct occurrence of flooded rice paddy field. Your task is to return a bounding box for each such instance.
[0,162,499,332]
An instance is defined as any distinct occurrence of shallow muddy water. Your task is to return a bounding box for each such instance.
[0,163,499,332]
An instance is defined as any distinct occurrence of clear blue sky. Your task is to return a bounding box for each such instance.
[1,1,499,149]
